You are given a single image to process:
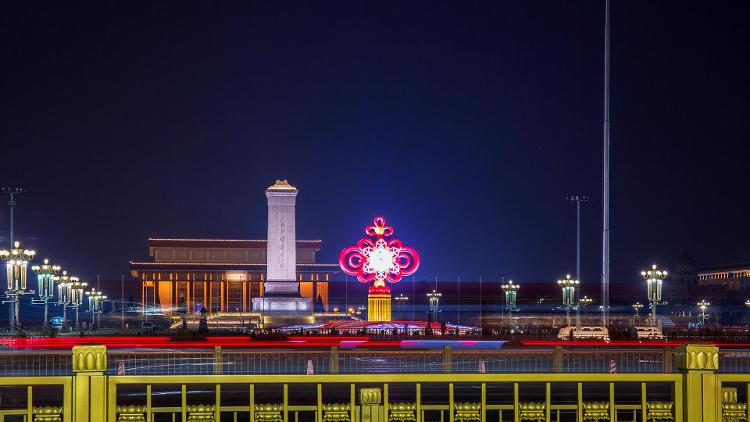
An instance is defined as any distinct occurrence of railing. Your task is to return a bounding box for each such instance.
[0,347,746,376]
[0,344,737,421]
[718,350,750,374]
[107,348,680,375]
[0,349,71,376]
[0,346,748,377]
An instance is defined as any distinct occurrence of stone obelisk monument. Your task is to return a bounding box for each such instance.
[253,180,312,325]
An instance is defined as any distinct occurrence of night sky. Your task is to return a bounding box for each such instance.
[1,1,749,294]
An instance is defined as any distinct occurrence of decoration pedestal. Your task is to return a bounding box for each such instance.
[367,292,391,322]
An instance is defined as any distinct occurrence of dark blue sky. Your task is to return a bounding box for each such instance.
[1,1,749,292]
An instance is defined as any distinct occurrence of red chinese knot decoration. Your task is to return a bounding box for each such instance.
[339,216,420,294]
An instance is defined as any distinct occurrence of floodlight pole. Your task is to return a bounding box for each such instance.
[601,0,612,328]
[457,276,461,326]
[479,276,483,331]
[2,188,24,330]
[121,274,125,331]
[567,195,590,330]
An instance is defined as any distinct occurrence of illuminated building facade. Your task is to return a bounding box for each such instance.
[697,264,750,291]
[129,238,338,315]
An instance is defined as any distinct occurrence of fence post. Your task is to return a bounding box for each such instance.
[663,347,674,373]
[359,388,382,422]
[443,345,452,373]
[330,346,339,374]
[553,346,563,372]
[214,345,223,375]
[72,345,108,422]
[676,344,719,422]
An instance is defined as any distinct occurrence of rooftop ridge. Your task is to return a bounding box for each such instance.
[148,237,322,242]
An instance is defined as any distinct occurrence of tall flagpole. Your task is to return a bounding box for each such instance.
[601,0,611,327]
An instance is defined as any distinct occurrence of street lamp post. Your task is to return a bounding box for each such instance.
[697,300,710,327]
[633,302,644,318]
[86,288,107,331]
[31,259,61,328]
[501,279,520,328]
[57,271,70,331]
[394,293,409,320]
[579,296,593,310]
[557,275,578,327]
[745,300,750,327]
[0,241,36,330]
[70,278,87,330]
[641,265,667,327]
[579,296,593,323]
[427,290,442,322]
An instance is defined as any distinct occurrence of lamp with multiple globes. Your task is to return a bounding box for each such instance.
[697,299,710,327]
[557,274,578,326]
[86,288,107,330]
[0,241,36,330]
[501,279,520,312]
[501,279,520,329]
[31,259,61,328]
[633,302,644,317]
[426,289,441,322]
[394,293,409,318]
[641,264,667,327]
[56,271,72,329]
[70,277,88,330]
[579,295,593,309]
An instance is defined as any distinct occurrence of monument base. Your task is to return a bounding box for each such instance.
[367,292,392,322]
[252,296,311,313]
[252,296,313,328]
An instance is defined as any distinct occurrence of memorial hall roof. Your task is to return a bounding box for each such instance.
[148,238,322,249]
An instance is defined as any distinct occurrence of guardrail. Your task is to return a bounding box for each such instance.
[103,347,692,375]
[1,346,749,376]
[0,344,740,421]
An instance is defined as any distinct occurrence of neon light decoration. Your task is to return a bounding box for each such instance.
[339,216,420,294]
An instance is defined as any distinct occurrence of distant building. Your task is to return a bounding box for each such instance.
[668,249,750,312]
[129,238,338,315]
[669,249,695,306]
[697,262,750,291]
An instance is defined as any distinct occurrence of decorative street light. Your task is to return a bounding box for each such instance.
[31,259,61,328]
[579,295,593,310]
[86,288,107,330]
[394,293,409,319]
[0,241,36,330]
[557,274,578,326]
[56,271,72,330]
[427,289,442,322]
[70,278,87,330]
[501,279,520,329]
[633,302,644,318]
[745,300,750,327]
[697,300,710,327]
[641,264,667,327]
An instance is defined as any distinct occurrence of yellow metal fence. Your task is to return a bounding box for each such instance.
[0,344,746,422]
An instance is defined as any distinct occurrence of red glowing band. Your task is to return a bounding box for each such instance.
[339,216,420,288]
